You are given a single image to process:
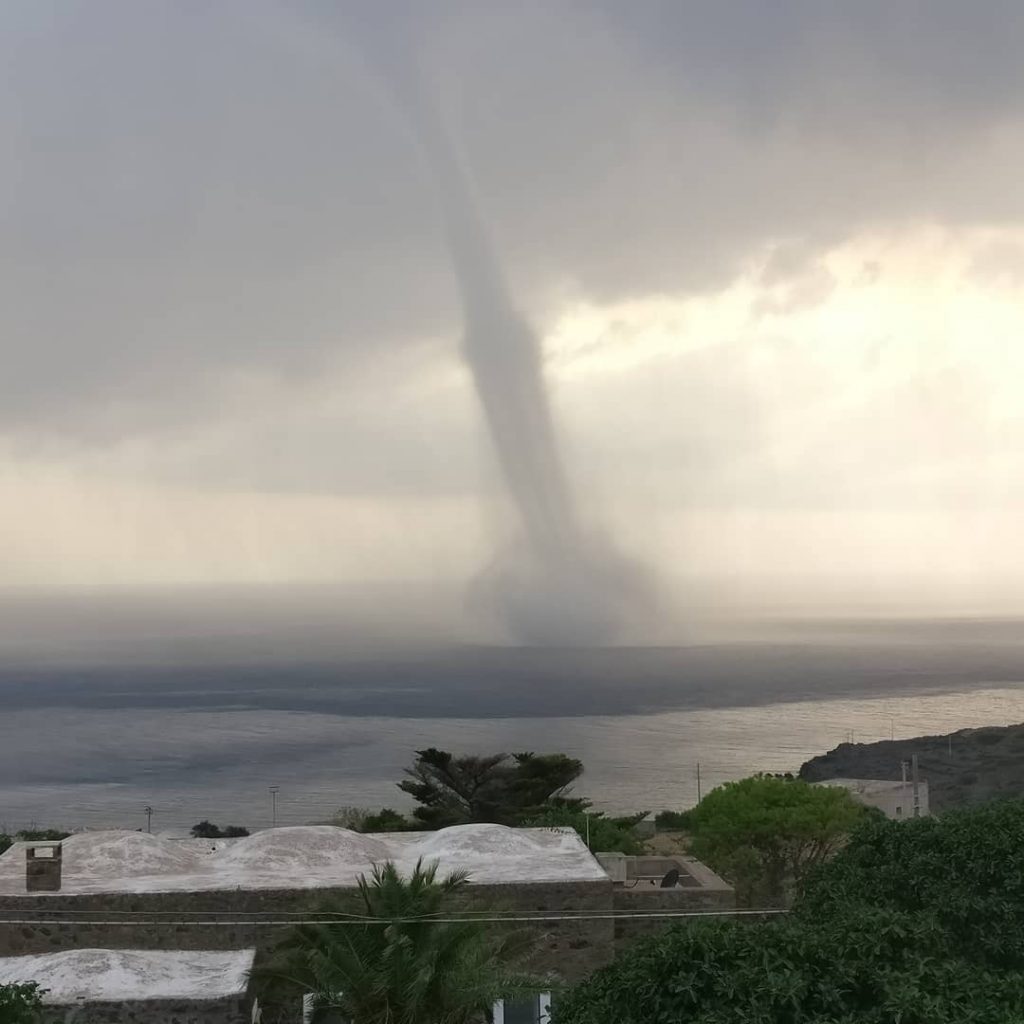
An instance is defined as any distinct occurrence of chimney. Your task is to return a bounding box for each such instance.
[25,842,62,892]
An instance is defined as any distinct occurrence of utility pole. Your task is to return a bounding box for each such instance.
[901,760,910,820]
[696,763,702,803]
[269,786,279,828]
[584,812,591,850]
[144,806,152,834]
[911,754,920,818]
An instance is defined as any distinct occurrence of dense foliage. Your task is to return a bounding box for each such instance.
[799,798,1024,969]
[554,798,1024,1024]
[397,749,584,827]
[653,809,692,830]
[327,806,420,832]
[358,807,416,831]
[525,805,647,854]
[687,774,870,904]
[553,906,1024,1024]
[0,982,45,1024]
[260,860,540,1024]
[190,821,250,838]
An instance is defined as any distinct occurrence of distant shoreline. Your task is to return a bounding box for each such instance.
[801,720,1024,810]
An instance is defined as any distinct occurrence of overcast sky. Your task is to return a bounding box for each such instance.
[4,1,1024,630]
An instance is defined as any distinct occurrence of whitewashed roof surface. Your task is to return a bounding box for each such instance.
[0,824,608,894]
[0,948,255,1003]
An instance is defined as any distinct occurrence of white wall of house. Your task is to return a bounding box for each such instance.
[816,778,930,819]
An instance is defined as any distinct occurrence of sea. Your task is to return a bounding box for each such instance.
[3,595,1024,834]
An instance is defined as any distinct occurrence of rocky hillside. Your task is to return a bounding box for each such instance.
[800,722,1024,811]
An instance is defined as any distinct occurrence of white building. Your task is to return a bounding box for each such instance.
[815,777,930,819]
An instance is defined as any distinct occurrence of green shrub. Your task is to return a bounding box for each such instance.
[0,982,45,1024]
[554,798,1024,1024]
[687,774,869,904]
[799,798,1024,969]
[190,821,250,839]
[653,809,692,831]
[359,808,415,832]
[525,806,647,854]
[553,908,1024,1024]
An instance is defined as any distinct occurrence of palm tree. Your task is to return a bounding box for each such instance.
[259,860,544,1024]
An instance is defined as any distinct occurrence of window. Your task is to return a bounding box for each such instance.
[493,992,552,1024]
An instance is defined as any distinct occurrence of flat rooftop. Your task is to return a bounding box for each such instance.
[0,948,254,1003]
[817,778,926,796]
[0,824,608,895]
[595,852,731,891]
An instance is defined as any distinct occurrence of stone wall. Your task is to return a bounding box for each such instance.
[38,995,247,1024]
[0,879,613,983]
[611,881,735,945]
[0,869,741,1007]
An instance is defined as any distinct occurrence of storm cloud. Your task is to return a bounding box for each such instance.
[3,1,1024,626]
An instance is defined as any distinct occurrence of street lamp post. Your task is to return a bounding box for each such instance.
[269,786,279,828]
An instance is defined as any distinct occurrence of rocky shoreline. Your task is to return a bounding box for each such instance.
[800,722,1024,811]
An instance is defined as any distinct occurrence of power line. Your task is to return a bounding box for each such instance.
[0,906,773,921]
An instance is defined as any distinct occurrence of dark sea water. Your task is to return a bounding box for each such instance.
[3,613,1024,833]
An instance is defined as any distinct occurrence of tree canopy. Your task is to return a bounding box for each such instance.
[554,905,1024,1024]
[686,773,870,904]
[260,859,540,1024]
[397,749,584,828]
[190,821,249,839]
[525,805,648,855]
[553,798,1024,1024]
[799,797,1024,969]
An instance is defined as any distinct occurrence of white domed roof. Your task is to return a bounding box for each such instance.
[413,823,544,859]
[217,825,390,872]
[60,831,204,878]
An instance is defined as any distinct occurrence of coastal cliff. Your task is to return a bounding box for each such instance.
[800,722,1024,811]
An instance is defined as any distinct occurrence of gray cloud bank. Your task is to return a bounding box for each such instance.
[2,0,1022,437]
[3,1,1024,627]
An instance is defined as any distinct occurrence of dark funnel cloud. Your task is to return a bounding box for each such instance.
[346,11,650,644]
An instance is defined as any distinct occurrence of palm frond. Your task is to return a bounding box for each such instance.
[256,859,545,1024]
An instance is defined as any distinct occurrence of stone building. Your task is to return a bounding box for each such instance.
[594,852,735,944]
[0,824,733,1022]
